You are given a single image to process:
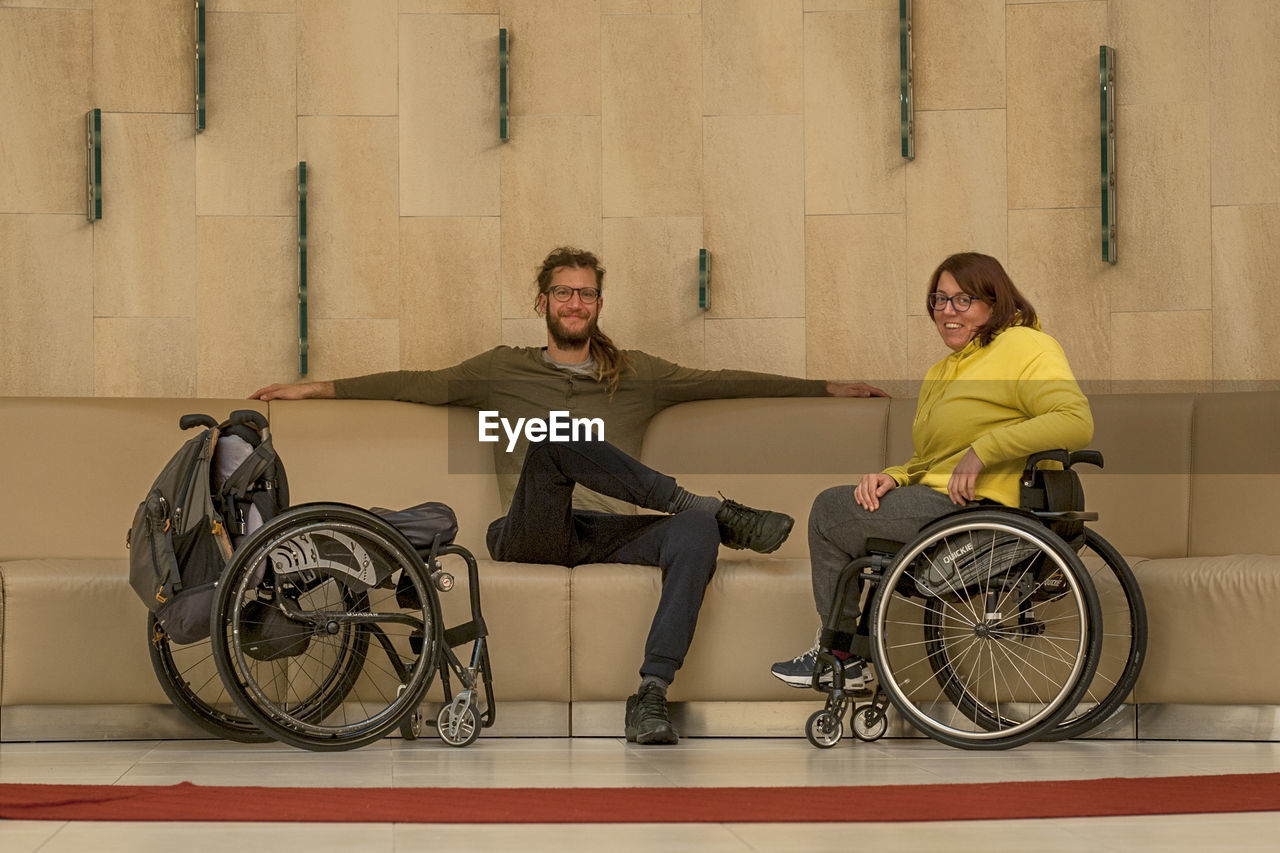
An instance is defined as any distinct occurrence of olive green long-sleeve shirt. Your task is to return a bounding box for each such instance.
[335,346,827,514]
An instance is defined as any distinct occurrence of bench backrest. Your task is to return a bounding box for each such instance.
[0,398,265,561]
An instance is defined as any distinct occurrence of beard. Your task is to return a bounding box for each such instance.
[545,308,598,349]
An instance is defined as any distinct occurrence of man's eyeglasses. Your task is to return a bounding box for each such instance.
[548,285,600,304]
[929,292,984,312]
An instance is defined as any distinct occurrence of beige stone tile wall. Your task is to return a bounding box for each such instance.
[913,0,1007,111]
[804,8,904,215]
[705,317,808,376]
[703,115,805,320]
[297,116,401,320]
[904,109,1009,291]
[1007,207,1112,383]
[93,317,196,397]
[1108,101,1211,314]
[703,0,804,117]
[1007,1,1107,209]
[299,0,398,117]
[400,216,503,369]
[1211,204,1280,387]
[601,13,701,218]
[805,213,910,386]
[398,13,501,217]
[1210,0,1280,207]
[92,0,192,114]
[93,113,195,319]
[601,216,706,366]
[1,2,1277,397]
[0,8,91,215]
[1110,310,1213,393]
[499,115,603,315]
[0,215,94,395]
[194,11,297,217]
[195,217,298,398]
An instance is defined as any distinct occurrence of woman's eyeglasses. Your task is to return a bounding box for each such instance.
[929,292,984,312]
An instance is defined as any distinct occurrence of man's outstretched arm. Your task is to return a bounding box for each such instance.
[249,351,498,406]
[250,380,335,401]
[825,381,889,398]
[642,352,890,404]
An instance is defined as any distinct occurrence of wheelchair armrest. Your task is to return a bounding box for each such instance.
[1022,449,1106,484]
[1022,450,1069,485]
[1070,449,1104,470]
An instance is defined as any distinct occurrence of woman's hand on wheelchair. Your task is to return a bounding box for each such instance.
[947,448,986,505]
[855,473,898,511]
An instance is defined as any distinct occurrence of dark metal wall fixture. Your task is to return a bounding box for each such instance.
[298,162,309,376]
[85,108,102,221]
[195,0,206,133]
[1100,46,1117,264]
[899,0,914,161]
[699,249,712,311]
[499,28,510,142]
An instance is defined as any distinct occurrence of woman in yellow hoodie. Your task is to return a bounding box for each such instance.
[771,252,1093,688]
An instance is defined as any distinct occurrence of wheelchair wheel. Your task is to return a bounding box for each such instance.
[210,503,441,751]
[148,613,269,743]
[438,702,481,747]
[806,709,843,748]
[869,510,1101,750]
[851,705,888,742]
[1041,528,1147,740]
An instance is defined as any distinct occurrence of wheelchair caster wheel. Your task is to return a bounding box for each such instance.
[851,705,888,742]
[400,710,423,741]
[806,709,843,748]
[438,704,480,747]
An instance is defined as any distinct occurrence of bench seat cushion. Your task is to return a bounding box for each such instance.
[1133,553,1280,704]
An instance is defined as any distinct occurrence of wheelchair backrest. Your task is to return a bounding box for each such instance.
[1019,449,1101,541]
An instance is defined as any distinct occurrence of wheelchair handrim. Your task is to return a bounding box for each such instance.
[872,517,1096,742]
[219,517,438,740]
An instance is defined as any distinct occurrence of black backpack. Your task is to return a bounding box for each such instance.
[127,410,289,644]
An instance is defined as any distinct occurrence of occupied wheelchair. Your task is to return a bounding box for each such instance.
[804,450,1147,751]
[150,502,494,751]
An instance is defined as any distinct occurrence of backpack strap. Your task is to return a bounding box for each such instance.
[219,436,279,500]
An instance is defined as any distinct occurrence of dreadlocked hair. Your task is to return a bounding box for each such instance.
[534,247,629,398]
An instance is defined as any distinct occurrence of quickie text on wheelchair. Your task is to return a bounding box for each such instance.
[478,410,606,452]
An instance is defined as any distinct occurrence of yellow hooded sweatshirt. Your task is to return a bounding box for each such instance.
[883,325,1093,507]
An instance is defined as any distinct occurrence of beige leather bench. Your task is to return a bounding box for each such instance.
[2,391,1278,741]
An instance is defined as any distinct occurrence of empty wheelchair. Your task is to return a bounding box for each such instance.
[804,450,1146,751]
[149,611,271,743]
[207,502,495,751]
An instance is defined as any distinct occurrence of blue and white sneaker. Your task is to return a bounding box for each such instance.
[770,638,870,690]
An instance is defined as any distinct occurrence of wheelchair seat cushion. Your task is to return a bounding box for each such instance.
[371,501,458,550]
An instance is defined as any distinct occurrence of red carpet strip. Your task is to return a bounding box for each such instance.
[2,773,1279,823]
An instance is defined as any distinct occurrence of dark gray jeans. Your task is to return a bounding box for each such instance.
[486,439,720,685]
[808,484,958,633]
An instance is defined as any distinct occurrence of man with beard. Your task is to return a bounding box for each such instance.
[251,246,886,745]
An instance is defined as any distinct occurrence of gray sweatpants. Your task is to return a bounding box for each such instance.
[808,484,958,633]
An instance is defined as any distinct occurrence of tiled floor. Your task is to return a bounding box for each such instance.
[2,737,1279,851]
